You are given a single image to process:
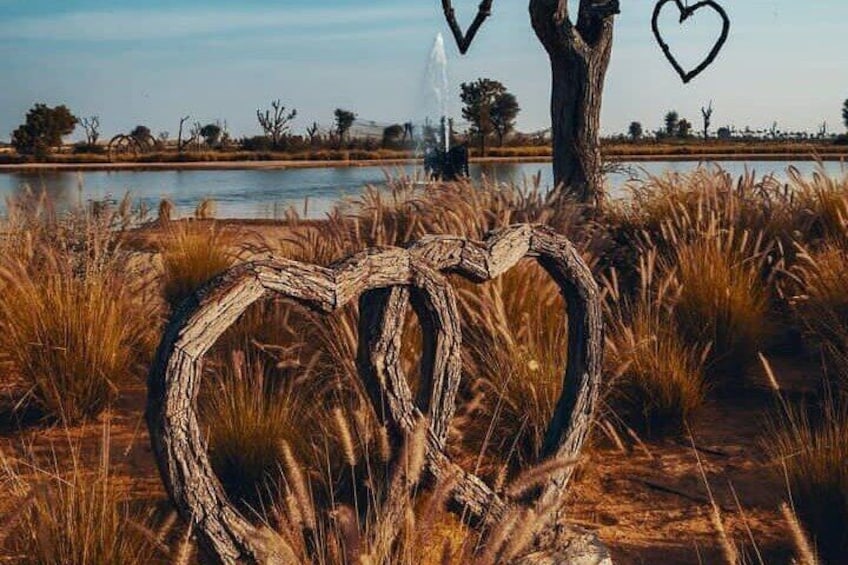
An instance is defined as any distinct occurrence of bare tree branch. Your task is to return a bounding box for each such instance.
[440,0,494,54]
[177,116,198,153]
[81,116,101,145]
[257,99,297,149]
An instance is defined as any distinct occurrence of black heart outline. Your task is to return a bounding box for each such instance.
[652,0,731,84]
[441,0,493,55]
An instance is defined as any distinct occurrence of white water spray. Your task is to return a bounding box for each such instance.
[423,33,450,151]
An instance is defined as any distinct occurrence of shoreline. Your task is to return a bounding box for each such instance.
[0,153,846,173]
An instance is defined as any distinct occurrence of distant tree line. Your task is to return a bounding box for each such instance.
[7,94,848,161]
[621,99,848,144]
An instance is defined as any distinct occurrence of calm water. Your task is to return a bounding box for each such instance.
[0,160,845,219]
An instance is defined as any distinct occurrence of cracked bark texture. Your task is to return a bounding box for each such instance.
[147,224,603,564]
[530,0,619,206]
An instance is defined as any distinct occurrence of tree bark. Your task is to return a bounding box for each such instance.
[530,0,618,206]
[148,225,604,564]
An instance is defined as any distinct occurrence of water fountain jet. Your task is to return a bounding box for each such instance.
[421,33,468,180]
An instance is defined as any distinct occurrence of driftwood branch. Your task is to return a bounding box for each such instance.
[147,224,604,564]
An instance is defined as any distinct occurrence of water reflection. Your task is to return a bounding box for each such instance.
[472,162,539,186]
[7,170,87,209]
[0,160,845,220]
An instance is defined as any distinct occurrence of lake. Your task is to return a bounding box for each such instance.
[0,160,846,220]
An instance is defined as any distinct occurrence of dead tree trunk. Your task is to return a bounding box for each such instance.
[701,100,714,140]
[529,0,619,207]
[177,116,190,154]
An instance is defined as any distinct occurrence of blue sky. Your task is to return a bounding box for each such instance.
[1,1,847,140]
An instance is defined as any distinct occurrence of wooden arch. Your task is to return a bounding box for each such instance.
[147,224,604,564]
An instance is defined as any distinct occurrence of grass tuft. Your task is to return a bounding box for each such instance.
[789,243,848,387]
[0,193,156,423]
[202,349,313,511]
[766,392,848,562]
[668,226,772,381]
[159,221,235,310]
[604,252,708,437]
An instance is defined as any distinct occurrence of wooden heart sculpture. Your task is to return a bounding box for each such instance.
[441,0,494,54]
[147,224,603,564]
[652,0,730,84]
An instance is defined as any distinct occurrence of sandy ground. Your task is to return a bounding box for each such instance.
[0,355,805,564]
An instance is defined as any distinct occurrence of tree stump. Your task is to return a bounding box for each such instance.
[147,224,607,564]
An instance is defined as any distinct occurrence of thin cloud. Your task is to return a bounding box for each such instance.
[0,5,435,42]
[195,24,434,51]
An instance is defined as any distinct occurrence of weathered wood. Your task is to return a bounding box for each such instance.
[530,226,604,505]
[355,262,463,450]
[147,224,604,564]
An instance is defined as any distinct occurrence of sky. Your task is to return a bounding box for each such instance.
[1,0,847,141]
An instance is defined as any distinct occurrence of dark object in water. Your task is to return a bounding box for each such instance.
[424,144,469,181]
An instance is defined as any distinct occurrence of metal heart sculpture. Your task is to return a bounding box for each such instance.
[441,0,494,54]
[146,224,603,564]
[652,0,731,84]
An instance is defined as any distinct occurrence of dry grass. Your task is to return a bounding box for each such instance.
[782,165,848,247]
[789,243,848,387]
[780,503,819,565]
[201,350,315,511]
[159,221,235,310]
[611,169,777,381]
[766,391,848,562]
[604,252,708,438]
[0,270,147,423]
[244,416,585,565]
[668,225,772,380]
[4,166,848,562]
[455,261,567,467]
[0,194,157,423]
[0,425,157,564]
